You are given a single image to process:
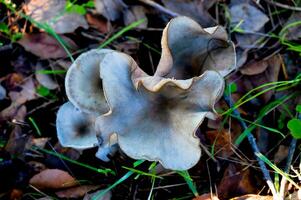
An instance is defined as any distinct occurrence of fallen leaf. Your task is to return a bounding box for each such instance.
[25,137,50,150]
[0,103,26,122]
[9,188,23,200]
[240,59,269,75]
[231,194,273,200]
[123,6,148,28]
[35,63,59,90]
[24,0,88,34]
[29,169,78,189]
[86,13,111,33]
[206,129,233,158]
[55,185,100,198]
[27,161,47,173]
[231,55,281,103]
[218,164,259,199]
[83,189,112,200]
[230,3,269,32]
[273,145,289,164]
[5,125,29,158]
[94,0,126,21]
[18,33,77,59]
[161,0,217,27]
[8,77,36,105]
[193,193,219,200]
[283,12,301,41]
[230,3,269,49]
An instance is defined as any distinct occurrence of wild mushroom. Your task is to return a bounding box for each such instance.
[95,51,224,170]
[156,16,236,79]
[56,102,98,149]
[65,49,113,114]
[56,16,236,170]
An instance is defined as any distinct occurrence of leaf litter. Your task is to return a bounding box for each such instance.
[1,0,301,199]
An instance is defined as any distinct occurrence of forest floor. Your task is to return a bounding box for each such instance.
[1,0,301,200]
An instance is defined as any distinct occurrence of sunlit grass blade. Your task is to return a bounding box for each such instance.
[234,93,296,145]
[256,152,300,189]
[99,18,146,49]
[92,160,144,200]
[33,146,115,176]
[28,117,42,136]
[122,166,163,179]
[36,69,67,75]
[177,171,199,197]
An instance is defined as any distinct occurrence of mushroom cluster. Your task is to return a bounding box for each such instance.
[56,16,236,170]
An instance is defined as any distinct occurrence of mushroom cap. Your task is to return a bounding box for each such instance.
[155,16,236,79]
[56,102,98,149]
[65,49,113,114]
[95,51,224,170]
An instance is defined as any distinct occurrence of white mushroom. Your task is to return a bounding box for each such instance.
[95,51,224,170]
[65,49,113,114]
[56,102,98,149]
[156,16,236,79]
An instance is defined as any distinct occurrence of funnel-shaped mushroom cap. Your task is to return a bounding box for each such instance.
[155,16,236,79]
[65,49,113,114]
[56,102,98,149]
[95,51,224,170]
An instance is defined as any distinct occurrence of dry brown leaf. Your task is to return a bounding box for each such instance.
[55,185,100,198]
[283,12,301,41]
[83,189,112,200]
[193,193,219,200]
[5,125,29,157]
[123,6,148,28]
[230,3,268,32]
[29,169,78,189]
[161,0,217,27]
[9,77,36,105]
[231,55,281,103]
[240,59,269,75]
[86,13,111,33]
[274,145,289,164]
[18,33,77,59]
[35,64,59,90]
[27,161,47,173]
[231,194,273,200]
[218,164,259,199]
[94,0,126,21]
[24,0,88,34]
[206,129,233,158]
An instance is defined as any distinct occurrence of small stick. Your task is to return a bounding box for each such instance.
[138,0,178,17]
[279,138,297,199]
[263,0,301,12]
[224,95,279,199]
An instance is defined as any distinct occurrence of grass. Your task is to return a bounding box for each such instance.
[98,18,146,49]
[2,0,301,199]
[34,146,115,176]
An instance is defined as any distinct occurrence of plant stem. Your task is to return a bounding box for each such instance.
[223,95,279,200]
[279,138,297,198]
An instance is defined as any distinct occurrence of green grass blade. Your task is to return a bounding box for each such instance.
[177,171,199,197]
[92,160,144,200]
[99,19,146,49]
[33,146,115,176]
[256,152,300,189]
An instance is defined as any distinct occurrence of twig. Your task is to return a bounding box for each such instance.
[224,95,280,200]
[279,138,297,199]
[263,0,301,12]
[138,0,178,17]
